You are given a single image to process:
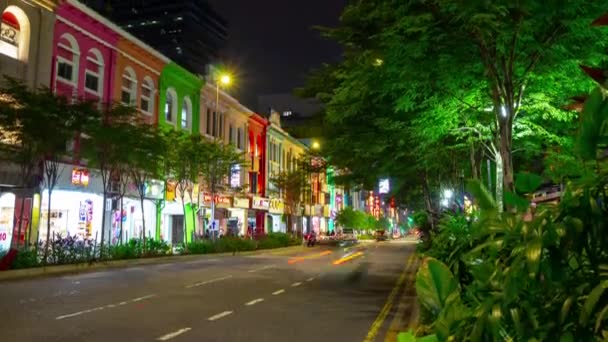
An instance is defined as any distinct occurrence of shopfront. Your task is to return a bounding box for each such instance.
[39,165,105,243]
[200,193,232,235]
[268,198,285,233]
[0,192,15,251]
[160,180,196,245]
[229,197,249,236]
[250,196,268,234]
[303,205,312,234]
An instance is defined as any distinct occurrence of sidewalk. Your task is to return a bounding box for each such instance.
[0,244,313,282]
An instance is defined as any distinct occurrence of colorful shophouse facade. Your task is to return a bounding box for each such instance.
[0,0,57,250]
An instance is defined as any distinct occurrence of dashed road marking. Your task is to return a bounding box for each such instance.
[157,327,192,341]
[248,265,276,273]
[245,298,264,306]
[306,277,315,282]
[185,275,233,288]
[55,294,156,320]
[132,294,156,302]
[272,289,285,295]
[291,282,302,287]
[208,311,233,321]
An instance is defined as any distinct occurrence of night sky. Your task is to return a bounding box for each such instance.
[206,0,346,109]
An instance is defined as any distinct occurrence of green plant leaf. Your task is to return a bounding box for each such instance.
[466,179,496,211]
[515,172,544,193]
[580,280,608,325]
[504,191,530,211]
[397,331,417,342]
[415,258,460,316]
[525,240,542,278]
[559,332,574,342]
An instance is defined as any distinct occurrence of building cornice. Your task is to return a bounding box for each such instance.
[66,0,171,64]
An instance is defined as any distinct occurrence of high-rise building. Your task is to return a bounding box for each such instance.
[258,93,323,138]
[87,0,228,76]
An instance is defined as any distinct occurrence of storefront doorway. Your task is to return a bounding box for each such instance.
[171,215,184,245]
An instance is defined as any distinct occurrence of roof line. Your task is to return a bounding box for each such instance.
[66,0,171,64]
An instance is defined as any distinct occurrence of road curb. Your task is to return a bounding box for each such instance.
[0,245,307,282]
[384,255,420,342]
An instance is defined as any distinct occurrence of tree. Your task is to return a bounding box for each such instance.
[164,130,198,245]
[129,124,166,250]
[0,78,96,252]
[301,0,605,211]
[200,139,245,238]
[273,163,310,236]
[81,103,140,254]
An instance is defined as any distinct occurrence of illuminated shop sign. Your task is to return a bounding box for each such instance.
[233,197,250,209]
[0,11,20,59]
[251,196,270,210]
[71,169,90,187]
[230,164,241,188]
[268,199,284,214]
[201,193,232,208]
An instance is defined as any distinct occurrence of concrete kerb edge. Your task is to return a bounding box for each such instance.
[0,245,308,282]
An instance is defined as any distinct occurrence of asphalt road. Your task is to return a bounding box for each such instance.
[0,242,416,342]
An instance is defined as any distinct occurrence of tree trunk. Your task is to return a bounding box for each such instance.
[421,171,435,230]
[189,189,196,240]
[119,196,124,246]
[15,197,25,249]
[495,152,504,213]
[44,187,53,264]
[181,201,188,247]
[100,192,107,255]
[470,144,479,179]
[210,193,216,240]
[499,121,514,194]
[140,195,146,250]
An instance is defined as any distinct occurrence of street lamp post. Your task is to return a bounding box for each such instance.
[210,73,231,240]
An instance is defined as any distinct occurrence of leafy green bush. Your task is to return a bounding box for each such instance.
[415,176,608,341]
[185,238,258,254]
[421,214,473,286]
[145,239,171,256]
[257,233,297,249]
[108,239,142,260]
[356,233,375,240]
[11,249,40,269]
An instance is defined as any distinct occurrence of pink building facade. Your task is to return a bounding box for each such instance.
[50,0,119,104]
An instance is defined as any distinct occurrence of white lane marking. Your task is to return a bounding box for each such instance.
[157,327,192,341]
[306,277,315,282]
[291,282,302,287]
[208,311,233,321]
[245,298,264,306]
[248,265,276,273]
[126,267,143,272]
[55,294,156,320]
[186,258,220,264]
[132,294,157,302]
[185,275,233,289]
[272,289,285,295]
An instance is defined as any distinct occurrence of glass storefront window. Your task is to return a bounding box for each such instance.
[0,193,15,251]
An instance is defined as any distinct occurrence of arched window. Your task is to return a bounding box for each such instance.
[55,33,79,85]
[121,67,136,105]
[181,96,192,130]
[84,49,103,96]
[0,6,30,61]
[164,88,177,124]
[140,76,154,115]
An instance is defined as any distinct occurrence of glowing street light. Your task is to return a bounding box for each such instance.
[220,74,231,86]
[443,189,453,199]
[312,141,320,150]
